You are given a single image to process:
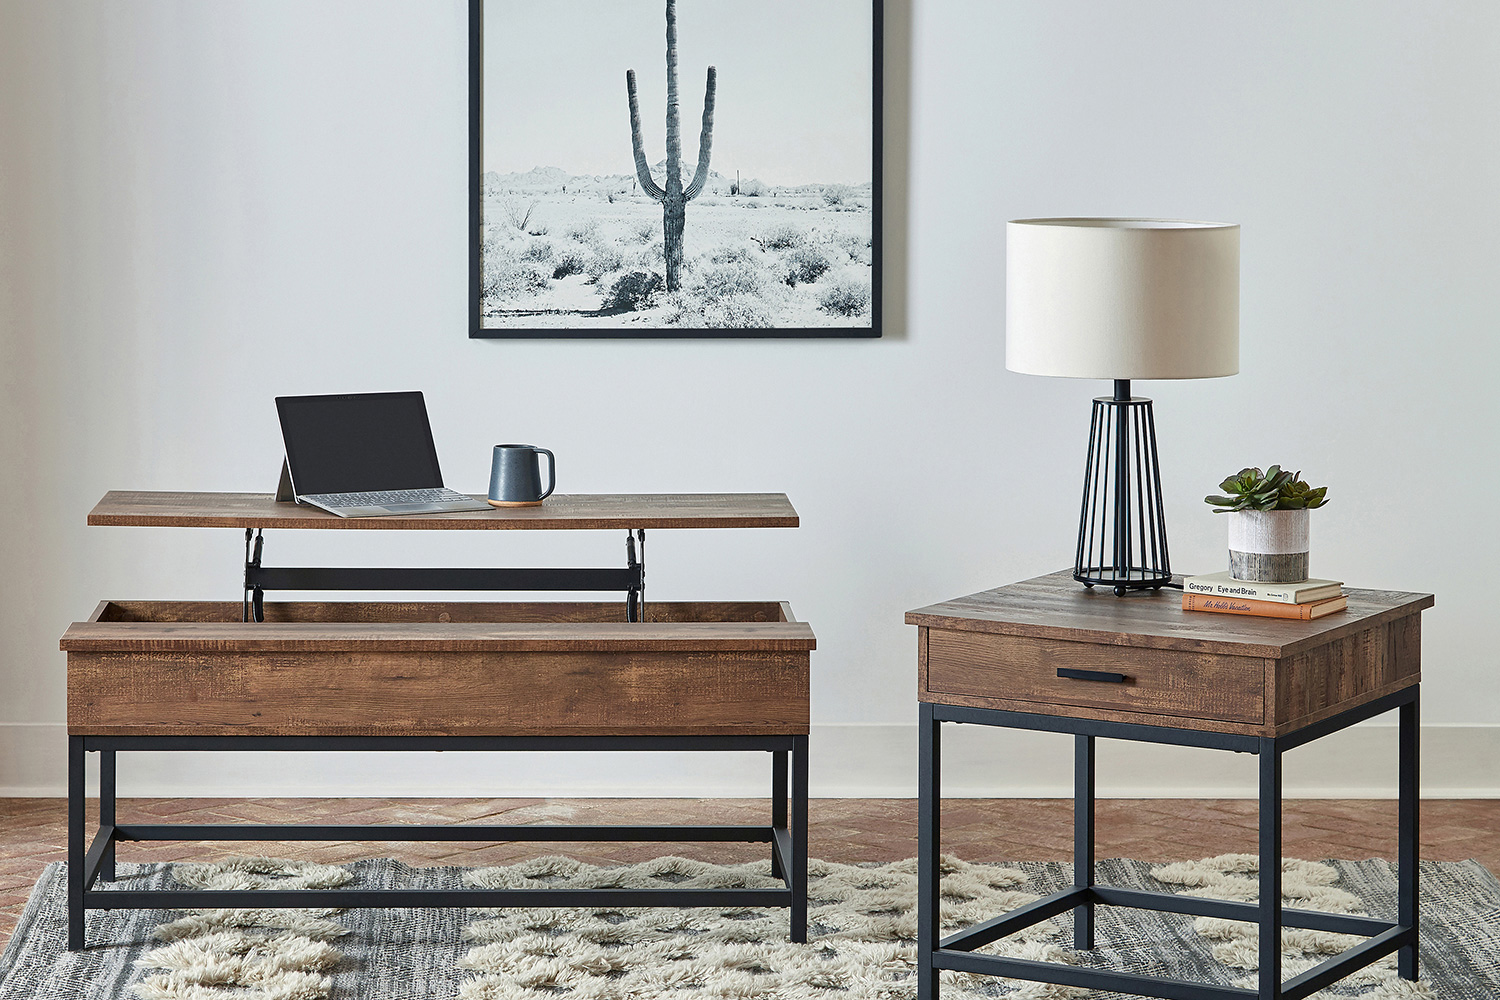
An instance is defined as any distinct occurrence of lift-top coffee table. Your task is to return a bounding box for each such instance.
[906,570,1433,1000]
[62,491,815,950]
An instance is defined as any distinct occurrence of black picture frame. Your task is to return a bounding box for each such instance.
[469,0,883,340]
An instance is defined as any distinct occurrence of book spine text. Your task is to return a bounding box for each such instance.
[1182,593,1313,620]
[1183,579,1299,603]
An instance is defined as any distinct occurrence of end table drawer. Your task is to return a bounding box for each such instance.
[924,628,1263,724]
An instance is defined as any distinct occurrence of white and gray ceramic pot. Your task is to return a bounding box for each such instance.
[1227,509,1309,583]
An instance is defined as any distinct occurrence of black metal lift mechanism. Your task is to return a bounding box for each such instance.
[241,526,649,623]
[70,528,811,950]
[918,687,1419,1000]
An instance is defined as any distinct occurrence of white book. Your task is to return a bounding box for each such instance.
[1182,571,1343,605]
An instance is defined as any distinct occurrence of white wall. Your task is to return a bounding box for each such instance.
[2,0,1497,798]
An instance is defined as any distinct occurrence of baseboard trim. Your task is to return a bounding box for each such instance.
[2,722,1497,798]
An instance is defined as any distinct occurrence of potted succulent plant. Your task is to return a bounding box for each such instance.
[1205,466,1329,583]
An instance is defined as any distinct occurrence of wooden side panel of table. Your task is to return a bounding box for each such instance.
[909,570,1432,738]
[1273,613,1422,733]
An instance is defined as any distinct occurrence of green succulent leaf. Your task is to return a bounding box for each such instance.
[1205,463,1331,511]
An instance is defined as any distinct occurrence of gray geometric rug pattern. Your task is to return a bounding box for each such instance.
[1,854,1494,999]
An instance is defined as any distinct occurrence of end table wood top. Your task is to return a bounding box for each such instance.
[905,569,1433,659]
[87,491,800,531]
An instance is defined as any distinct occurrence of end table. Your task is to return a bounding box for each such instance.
[906,570,1433,1000]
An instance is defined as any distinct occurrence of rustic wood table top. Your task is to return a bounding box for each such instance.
[906,569,1433,659]
[86,491,800,531]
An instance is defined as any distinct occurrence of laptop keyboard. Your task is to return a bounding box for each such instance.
[303,488,473,507]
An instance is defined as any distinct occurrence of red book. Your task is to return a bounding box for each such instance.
[1182,592,1348,620]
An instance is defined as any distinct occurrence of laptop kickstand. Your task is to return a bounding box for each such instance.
[242,529,265,623]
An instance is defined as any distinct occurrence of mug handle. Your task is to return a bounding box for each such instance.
[535,448,556,500]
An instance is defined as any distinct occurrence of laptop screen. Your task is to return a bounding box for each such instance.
[276,391,444,495]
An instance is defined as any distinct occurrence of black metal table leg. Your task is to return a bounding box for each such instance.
[1074,733,1096,949]
[1259,737,1282,1000]
[920,696,1417,1000]
[789,735,809,942]
[99,749,117,882]
[918,703,940,1000]
[771,749,788,879]
[68,736,85,951]
[1398,692,1420,979]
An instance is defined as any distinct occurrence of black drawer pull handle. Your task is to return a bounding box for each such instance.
[1057,668,1128,684]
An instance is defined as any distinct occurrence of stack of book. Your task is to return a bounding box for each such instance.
[1181,571,1347,620]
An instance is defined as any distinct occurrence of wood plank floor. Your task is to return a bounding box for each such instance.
[2,797,1495,946]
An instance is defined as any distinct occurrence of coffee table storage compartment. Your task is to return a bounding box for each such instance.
[64,600,814,737]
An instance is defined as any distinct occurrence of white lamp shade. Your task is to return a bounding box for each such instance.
[1006,218,1239,380]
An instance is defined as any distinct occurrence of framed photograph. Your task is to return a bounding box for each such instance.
[469,0,882,339]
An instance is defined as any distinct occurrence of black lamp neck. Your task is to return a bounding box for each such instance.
[1113,379,1131,402]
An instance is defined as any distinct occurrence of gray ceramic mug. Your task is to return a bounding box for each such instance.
[487,444,556,507]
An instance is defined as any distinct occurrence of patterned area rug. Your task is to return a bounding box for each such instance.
[1,854,1495,999]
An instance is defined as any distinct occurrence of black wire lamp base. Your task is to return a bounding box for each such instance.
[1075,379,1171,595]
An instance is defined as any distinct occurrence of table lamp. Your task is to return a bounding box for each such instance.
[1006,218,1239,595]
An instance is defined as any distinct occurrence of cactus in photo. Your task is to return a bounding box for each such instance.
[627,0,716,291]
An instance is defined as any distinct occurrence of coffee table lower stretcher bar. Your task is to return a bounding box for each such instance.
[62,598,814,951]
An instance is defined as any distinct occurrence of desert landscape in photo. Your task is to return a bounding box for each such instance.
[479,166,873,328]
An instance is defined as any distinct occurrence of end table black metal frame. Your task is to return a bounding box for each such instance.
[918,687,1419,1000]
[69,733,809,952]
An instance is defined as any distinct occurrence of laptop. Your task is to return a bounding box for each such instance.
[276,391,492,517]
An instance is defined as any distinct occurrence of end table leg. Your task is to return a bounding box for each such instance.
[772,749,788,880]
[790,735,809,943]
[68,736,85,951]
[1074,734,1096,950]
[1398,692,1420,979]
[100,749,117,882]
[1259,738,1282,1000]
[918,703,940,1000]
